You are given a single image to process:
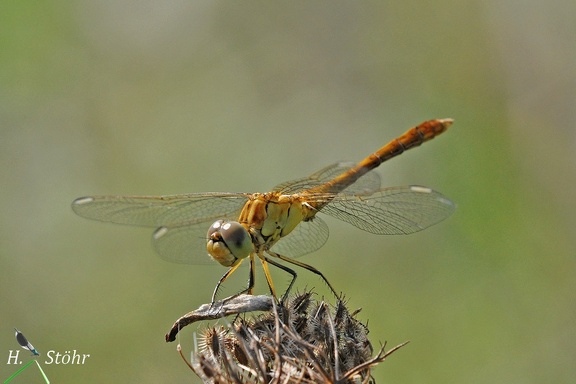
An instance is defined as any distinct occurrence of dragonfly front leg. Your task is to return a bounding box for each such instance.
[246,254,256,296]
[211,261,243,305]
[210,255,257,305]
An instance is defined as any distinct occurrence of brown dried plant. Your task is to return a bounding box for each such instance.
[167,291,407,383]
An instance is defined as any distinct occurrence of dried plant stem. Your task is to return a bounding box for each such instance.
[167,291,407,383]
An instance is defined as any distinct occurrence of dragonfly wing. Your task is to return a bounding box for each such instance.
[71,192,249,227]
[319,185,455,235]
[151,219,221,265]
[270,216,329,258]
[272,162,381,195]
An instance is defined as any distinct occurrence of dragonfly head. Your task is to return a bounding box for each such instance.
[207,220,253,267]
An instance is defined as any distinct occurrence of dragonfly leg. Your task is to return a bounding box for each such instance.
[263,256,297,303]
[246,254,256,296]
[258,256,279,299]
[267,251,339,299]
[210,260,244,305]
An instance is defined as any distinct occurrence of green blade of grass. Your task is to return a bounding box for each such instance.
[3,359,34,383]
[34,360,50,384]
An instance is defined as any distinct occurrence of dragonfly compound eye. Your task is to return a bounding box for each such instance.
[206,220,253,267]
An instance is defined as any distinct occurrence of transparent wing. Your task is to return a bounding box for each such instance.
[271,216,329,257]
[318,185,455,235]
[151,219,221,265]
[71,192,250,227]
[153,215,330,264]
[272,162,381,195]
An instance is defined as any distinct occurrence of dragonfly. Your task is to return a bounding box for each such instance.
[72,118,455,303]
[14,328,40,356]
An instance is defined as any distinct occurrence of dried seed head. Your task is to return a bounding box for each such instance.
[181,291,407,384]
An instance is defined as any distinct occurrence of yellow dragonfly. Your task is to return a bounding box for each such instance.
[72,119,455,302]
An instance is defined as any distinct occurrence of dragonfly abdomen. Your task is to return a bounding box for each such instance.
[303,119,453,201]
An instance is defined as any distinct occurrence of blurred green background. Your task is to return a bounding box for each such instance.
[1,1,575,383]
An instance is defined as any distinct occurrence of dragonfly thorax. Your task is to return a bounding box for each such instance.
[206,220,254,267]
[238,193,311,246]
